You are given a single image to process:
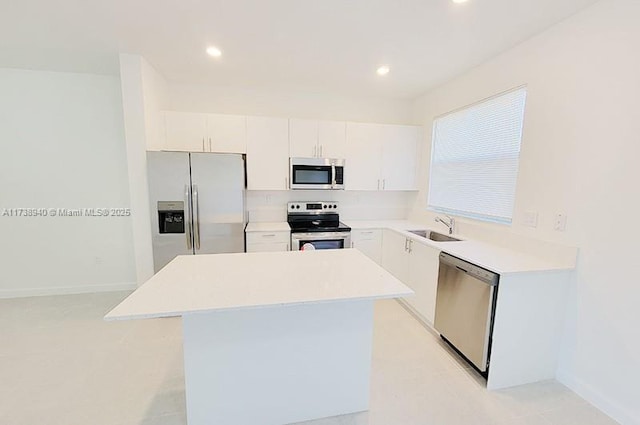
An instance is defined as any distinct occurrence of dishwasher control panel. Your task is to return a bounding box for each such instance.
[438,252,498,285]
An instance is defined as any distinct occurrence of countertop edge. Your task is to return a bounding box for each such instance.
[104,291,413,321]
[343,220,577,275]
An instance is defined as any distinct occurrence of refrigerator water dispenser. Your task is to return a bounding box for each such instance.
[158,201,185,234]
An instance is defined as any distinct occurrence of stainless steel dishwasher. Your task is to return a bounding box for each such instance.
[434,253,499,375]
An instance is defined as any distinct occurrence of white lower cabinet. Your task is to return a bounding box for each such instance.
[381,230,410,283]
[407,239,440,324]
[246,231,290,252]
[350,229,382,263]
[380,229,440,325]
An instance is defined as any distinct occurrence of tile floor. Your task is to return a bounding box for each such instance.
[0,292,618,425]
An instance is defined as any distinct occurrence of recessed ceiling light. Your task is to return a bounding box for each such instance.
[206,46,222,57]
[451,0,469,3]
[376,65,390,76]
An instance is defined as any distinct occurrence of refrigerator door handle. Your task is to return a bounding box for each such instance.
[193,184,201,250]
[184,184,193,250]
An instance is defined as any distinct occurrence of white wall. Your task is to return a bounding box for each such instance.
[0,68,136,296]
[409,0,640,423]
[141,58,170,151]
[119,54,169,285]
[168,83,415,125]
[248,191,415,223]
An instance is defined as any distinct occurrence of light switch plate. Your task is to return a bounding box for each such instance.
[523,211,538,228]
[554,213,567,231]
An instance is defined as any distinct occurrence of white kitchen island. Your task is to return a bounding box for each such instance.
[105,249,412,425]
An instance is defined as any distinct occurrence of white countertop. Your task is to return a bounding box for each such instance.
[245,222,290,232]
[344,220,576,275]
[105,249,412,321]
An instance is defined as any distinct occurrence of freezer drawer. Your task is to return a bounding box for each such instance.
[434,253,499,373]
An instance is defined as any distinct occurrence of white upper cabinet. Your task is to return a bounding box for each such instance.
[161,111,417,191]
[345,122,384,191]
[207,114,247,153]
[345,122,419,191]
[246,116,290,190]
[381,125,419,191]
[164,111,208,152]
[289,119,318,158]
[318,120,346,158]
[162,112,246,153]
[289,119,346,159]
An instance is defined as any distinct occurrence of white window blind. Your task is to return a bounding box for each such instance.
[428,88,527,224]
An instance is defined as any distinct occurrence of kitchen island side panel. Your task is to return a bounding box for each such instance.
[183,299,375,425]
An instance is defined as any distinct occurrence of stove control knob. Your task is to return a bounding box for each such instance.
[323,205,327,209]
[296,205,300,209]
[291,205,295,209]
[333,204,337,208]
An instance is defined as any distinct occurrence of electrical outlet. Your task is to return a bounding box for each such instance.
[554,213,567,231]
[523,211,538,228]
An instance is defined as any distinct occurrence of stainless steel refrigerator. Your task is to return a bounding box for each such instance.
[147,151,246,272]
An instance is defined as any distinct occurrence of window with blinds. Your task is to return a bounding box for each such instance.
[428,88,527,224]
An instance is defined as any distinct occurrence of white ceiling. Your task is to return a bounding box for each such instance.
[0,0,598,99]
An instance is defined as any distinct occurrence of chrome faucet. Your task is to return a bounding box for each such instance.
[435,215,455,235]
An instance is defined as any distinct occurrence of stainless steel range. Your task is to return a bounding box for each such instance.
[287,202,351,251]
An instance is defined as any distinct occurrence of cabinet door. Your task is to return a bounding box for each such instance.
[381,230,409,284]
[345,122,383,191]
[164,112,207,152]
[289,118,318,158]
[381,125,419,190]
[408,241,440,324]
[351,229,382,264]
[318,121,346,159]
[246,116,290,190]
[207,114,247,153]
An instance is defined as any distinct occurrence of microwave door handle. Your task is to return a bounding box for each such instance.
[331,165,336,188]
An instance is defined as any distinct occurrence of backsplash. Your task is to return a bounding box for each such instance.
[247,191,417,222]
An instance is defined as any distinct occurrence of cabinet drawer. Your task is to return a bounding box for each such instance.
[351,229,381,241]
[246,242,290,253]
[246,231,290,245]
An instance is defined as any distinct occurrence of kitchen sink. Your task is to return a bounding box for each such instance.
[407,229,461,242]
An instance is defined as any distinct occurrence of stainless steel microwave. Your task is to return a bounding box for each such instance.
[289,158,345,190]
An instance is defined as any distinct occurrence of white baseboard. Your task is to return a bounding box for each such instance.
[557,369,639,425]
[0,282,137,299]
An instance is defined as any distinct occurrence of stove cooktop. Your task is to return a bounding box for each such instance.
[289,221,351,234]
[287,201,351,233]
